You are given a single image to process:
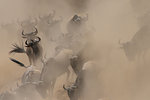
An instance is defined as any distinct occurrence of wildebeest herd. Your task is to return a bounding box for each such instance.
[0,9,149,100]
[0,10,103,100]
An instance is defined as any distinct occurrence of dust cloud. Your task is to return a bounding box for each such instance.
[0,0,150,100]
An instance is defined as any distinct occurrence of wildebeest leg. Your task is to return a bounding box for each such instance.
[21,70,31,84]
[48,79,56,98]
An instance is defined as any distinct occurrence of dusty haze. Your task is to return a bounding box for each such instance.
[0,0,150,100]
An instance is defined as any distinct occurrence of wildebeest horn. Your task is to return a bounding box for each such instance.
[37,37,41,42]
[25,40,34,47]
[29,27,38,35]
[25,40,28,46]
[22,30,25,35]
[63,85,69,90]
[34,36,41,42]
[21,30,27,38]
[33,27,38,35]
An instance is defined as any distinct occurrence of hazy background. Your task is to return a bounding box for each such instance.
[0,0,150,100]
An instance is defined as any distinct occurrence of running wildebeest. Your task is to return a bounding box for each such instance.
[10,27,43,66]
[70,42,97,75]
[67,14,88,34]
[40,49,74,96]
[59,14,89,53]
[64,61,103,100]
[119,25,150,61]
[9,58,41,85]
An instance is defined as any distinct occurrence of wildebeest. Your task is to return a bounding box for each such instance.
[70,53,86,75]
[64,61,103,100]
[8,58,53,99]
[119,25,150,61]
[10,27,43,66]
[67,14,88,34]
[40,49,74,96]
[9,58,41,85]
[70,41,97,75]
[58,14,89,53]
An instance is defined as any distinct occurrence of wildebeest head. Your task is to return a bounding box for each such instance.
[63,84,78,100]
[119,41,137,61]
[22,27,41,47]
[71,14,88,24]
[22,27,42,65]
[67,14,88,34]
[72,15,81,23]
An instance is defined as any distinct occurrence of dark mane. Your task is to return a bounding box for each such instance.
[31,43,42,60]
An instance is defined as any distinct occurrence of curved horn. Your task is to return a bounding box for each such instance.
[29,27,38,35]
[22,30,25,35]
[25,40,28,46]
[35,37,41,42]
[21,30,27,38]
[63,85,69,90]
[37,37,41,42]
[34,27,38,35]
[25,40,34,47]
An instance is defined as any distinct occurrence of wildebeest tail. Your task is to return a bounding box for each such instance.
[9,44,25,54]
[9,58,27,68]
